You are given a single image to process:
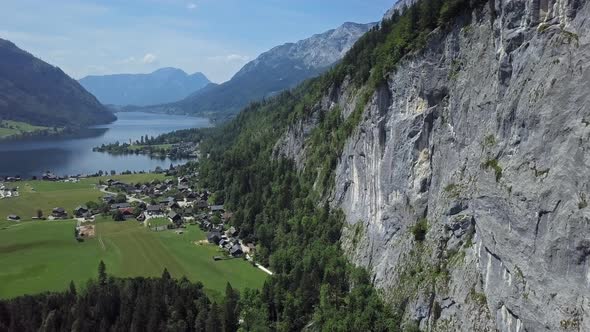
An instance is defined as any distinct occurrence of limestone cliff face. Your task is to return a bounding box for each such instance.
[277,0,590,331]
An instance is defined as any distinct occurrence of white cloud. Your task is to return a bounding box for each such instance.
[226,54,250,62]
[142,53,158,64]
[186,3,197,10]
[209,54,250,63]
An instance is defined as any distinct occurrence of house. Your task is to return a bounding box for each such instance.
[7,215,20,221]
[178,176,189,184]
[146,205,162,215]
[241,243,255,255]
[219,238,229,248]
[111,203,131,210]
[159,197,175,205]
[230,244,243,257]
[168,201,180,210]
[195,200,208,210]
[226,226,238,237]
[119,207,135,219]
[168,211,182,224]
[52,207,67,219]
[201,221,212,231]
[74,205,89,217]
[185,192,198,202]
[210,205,225,213]
[207,231,221,244]
[42,172,58,181]
[102,195,116,204]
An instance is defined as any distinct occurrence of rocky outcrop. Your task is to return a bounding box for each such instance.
[384,0,418,19]
[278,0,590,331]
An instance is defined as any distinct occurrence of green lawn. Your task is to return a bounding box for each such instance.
[0,120,52,139]
[0,220,266,300]
[83,173,169,184]
[148,217,171,228]
[0,174,169,221]
[0,181,102,221]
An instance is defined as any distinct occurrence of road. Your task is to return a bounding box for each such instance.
[99,185,146,204]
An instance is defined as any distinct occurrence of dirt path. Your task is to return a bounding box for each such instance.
[252,262,273,276]
[98,236,106,251]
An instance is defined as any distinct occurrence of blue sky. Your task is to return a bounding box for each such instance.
[0,0,394,83]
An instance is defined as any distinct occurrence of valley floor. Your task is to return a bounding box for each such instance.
[0,219,265,300]
[0,174,266,300]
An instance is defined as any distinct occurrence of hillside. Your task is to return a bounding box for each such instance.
[3,0,590,331]
[0,38,115,127]
[140,22,374,119]
[79,68,210,106]
[194,0,590,330]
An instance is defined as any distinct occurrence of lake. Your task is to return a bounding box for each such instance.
[0,112,211,178]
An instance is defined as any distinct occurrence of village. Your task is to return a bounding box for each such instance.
[3,170,259,264]
[97,175,257,260]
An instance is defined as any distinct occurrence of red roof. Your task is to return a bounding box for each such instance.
[119,207,134,215]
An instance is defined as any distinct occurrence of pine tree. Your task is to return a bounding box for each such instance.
[205,303,221,332]
[222,283,239,332]
[69,281,77,296]
[162,268,171,281]
[98,261,107,286]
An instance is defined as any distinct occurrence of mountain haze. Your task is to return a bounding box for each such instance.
[0,38,115,127]
[141,22,375,118]
[79,68,210,106]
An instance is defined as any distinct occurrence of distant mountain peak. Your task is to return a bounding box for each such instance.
[139,21,374,119]
[233,21,376,80]
[79,68,210,106]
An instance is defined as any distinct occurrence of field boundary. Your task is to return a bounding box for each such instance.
[98,236,106,251]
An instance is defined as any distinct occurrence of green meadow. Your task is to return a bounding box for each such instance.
[0,173,168,221]
[0,120,51,139]
[0,220,266,300]
[0,173,266,299]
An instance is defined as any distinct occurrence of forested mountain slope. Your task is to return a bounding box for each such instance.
[199,0,590,330]
[0,38,115,127]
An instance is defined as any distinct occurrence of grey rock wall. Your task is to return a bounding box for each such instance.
[277,0,590,331]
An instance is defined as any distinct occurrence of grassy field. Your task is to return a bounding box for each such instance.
[0,220,266,300]
[0,120,52,139]
[0,174,169,221]
[127,144,173,151]
[84,173,169,184]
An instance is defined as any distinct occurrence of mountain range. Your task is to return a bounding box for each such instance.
[79,68,210,107]
[0,38,115,127]
[139,22,375,119]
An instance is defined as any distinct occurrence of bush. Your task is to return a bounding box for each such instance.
[411,218,428,242]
